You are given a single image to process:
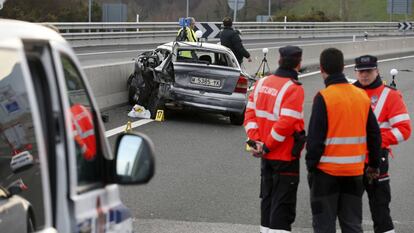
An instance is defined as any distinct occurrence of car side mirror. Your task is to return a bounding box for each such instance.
[114,133,155,184]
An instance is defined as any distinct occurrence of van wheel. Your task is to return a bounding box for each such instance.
[230,113,244,125]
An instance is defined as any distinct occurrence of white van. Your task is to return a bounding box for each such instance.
[0,19,155,233]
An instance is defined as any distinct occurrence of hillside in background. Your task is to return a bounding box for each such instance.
[0,0,413,22]
[101,0,413,22]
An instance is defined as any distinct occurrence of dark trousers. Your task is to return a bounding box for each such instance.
[309,169,364,233]
[364,149,394,233]
[260,159,299,232]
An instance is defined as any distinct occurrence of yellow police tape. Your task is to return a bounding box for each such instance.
[155,110,165,122]
[124,121,132,133]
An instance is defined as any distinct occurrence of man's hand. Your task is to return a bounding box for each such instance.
[365,166,379,184]
[247,57,252,62]
[251,141,264,158]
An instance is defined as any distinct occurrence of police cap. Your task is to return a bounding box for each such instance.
[355,55,378,71]
[279,45,302,59]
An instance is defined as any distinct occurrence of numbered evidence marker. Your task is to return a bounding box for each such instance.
[155,110,165,122]
[124,121,132,132]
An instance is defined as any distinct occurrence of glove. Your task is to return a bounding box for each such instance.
[247,140,264,158]
[365,166,379,184]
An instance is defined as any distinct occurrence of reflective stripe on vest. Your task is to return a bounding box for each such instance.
[280,108,303,119]
[389,113,410,125]
[325,136,366,145]
[244,122,258,132]
[252,78,293,121]
[271,128,286,142]
[320,155,365,164]
[391,128,404,142]
[318,84,369,176]
[373,87,390,119]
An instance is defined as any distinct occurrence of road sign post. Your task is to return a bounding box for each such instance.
[228,0,245,22]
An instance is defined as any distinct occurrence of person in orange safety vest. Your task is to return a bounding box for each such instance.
[244,45,305,233]
[306,48,381,233]
[354,55,412,233]
[71,103,96,161]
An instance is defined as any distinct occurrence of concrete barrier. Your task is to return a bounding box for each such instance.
[84,62,134,110]
[84,37,414,110]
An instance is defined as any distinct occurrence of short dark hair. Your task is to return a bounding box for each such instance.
[223,17,232,27]
[320,48,344,74]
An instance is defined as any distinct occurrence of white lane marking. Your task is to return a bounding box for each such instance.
[105,119,154,138]
[299,54,414,79]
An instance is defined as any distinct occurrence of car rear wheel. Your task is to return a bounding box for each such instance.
[230,113,244,125]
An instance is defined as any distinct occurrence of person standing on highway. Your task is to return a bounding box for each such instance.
[220,16,251,65]
[176,17,197,42]
[353,55,412,233]
[244,45,306,233]
[306,48,382,233]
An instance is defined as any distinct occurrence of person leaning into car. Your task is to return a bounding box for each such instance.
[220,16,251,65]
[244,45,305,233]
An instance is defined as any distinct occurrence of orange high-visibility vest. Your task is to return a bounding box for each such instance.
[318,84,370,176]
[71,104,96,160]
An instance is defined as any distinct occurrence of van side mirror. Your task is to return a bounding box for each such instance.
[114,133,155,184]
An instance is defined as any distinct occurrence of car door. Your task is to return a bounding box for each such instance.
[51,44,133,233]
[172,47,241,95]
[0,39,54,232]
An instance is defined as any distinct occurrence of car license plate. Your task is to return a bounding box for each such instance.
[191,77,221,88]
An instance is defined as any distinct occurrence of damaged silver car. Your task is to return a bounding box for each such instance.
[127,42,249,125]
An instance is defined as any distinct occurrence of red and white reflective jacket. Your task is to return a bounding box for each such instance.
[356,77,411,149]
[71,104,97,160]
[244,72,305,161]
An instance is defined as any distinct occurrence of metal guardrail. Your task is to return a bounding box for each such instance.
[42,21,413,46]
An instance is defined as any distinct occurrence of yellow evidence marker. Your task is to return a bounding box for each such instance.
[155,110,165,122]
[124,121,132,133]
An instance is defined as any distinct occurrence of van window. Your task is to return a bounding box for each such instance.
[60,54,102,189]
[0,48,45,229]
